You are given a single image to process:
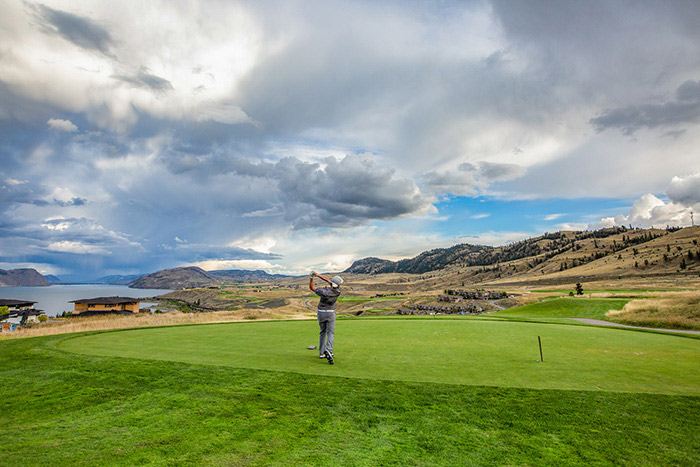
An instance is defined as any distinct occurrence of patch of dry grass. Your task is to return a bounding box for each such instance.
[606,291,700,330]
[0,308,314,340]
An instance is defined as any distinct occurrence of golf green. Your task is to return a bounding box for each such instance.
[59,318,700,395]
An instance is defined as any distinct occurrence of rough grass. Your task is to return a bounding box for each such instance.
[607,292,700,330]
[0,308,312,340]
[2,332,699,465]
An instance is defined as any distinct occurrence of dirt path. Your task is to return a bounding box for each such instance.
[570,318,700,335]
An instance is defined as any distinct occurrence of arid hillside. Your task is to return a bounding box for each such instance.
[344,226,700,290]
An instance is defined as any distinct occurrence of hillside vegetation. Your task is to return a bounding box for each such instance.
[345,226,700,286]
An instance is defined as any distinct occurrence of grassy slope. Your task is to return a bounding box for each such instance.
[2,334,699,465]
[60,319,699,395]
[494,297,632,320]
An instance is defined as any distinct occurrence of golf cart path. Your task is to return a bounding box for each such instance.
[570,318,700,335]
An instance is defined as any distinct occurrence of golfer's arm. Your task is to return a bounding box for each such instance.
[316,273,332,285]
[309,277,316,292]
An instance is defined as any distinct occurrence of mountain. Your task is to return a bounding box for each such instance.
[344,226,700,283]
[44,274,63,284]
[93,274,143,285]
[129,266,219,289]
[0,268,50,287]
[208,269,290,282]
[344,243,495,274]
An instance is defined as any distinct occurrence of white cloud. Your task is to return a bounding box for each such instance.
[4,178,26,186]
[191,259,283,271]
[45,240,110,255]
[47,118,78,132]
[589,193,691,230]
[544,213,564,221]
[556,222,589,231]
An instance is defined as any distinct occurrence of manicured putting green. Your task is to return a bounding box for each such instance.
[59,319,700,395]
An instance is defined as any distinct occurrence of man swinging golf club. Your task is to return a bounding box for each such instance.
[309,271,343,364]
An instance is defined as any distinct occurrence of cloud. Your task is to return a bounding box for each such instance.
[47,118,78,132]
[112,69,173,92]
[34,3,114,55]
[589,193,691,230]
[423,161,526,196]
[590,80,700,135]
[223,152,433,228]
[157,241,280,263]
[191,259,284,271]
[589,173,700,230]
[544,213,565,221]
[44,240,110,255]
[666,172,700,209]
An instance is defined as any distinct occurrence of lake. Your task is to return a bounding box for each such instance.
[0,285,173,316]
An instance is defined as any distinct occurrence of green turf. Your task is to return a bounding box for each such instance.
[531,289,674,294]
[1,333,699,465]
[495,297,631,319]
[59,319,700,395]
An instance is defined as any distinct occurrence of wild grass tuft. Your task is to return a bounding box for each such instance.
[607,292,700,330]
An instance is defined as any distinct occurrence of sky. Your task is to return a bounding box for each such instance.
[1,0,699,280]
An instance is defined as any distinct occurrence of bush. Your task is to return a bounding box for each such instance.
[38,314,48,323]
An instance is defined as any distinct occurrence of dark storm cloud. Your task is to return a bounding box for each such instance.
[193,153,432,229]
[112,69,174,92]
[154,150,431,229]
[54,197,87,207]
[33,3,114,55]
[590,80,700,135]
[1,178,87,210]
[0,179,45,206]
[274,154,429,228]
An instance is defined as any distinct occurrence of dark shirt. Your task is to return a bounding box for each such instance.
[315,286,341,311]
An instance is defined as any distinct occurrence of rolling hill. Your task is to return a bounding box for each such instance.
[344,226,700,285]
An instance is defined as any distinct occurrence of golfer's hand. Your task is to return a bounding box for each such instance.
[310,271,316,277]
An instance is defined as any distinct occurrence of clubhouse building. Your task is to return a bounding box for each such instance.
[70,296,141,316]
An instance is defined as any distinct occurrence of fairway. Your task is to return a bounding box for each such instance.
[59,318,700,395]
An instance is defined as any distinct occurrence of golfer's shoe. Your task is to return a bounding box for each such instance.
[319,355,325,359]
[324,350,334,365]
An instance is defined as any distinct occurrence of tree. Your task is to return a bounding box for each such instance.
[575,283,584,295]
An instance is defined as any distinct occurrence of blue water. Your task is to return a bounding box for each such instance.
[0,285,172,316]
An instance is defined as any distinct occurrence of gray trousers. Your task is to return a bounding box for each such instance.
[317,310,335,356]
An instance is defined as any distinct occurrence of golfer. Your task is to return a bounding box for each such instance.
[309,271,343,364]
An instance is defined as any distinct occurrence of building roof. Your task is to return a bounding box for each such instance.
[69,296,140,304]
[0,299,37,306]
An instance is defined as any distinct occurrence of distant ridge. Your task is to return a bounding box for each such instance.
[93,274,142,285]
[130,267,218,289]
[209,269,290,282]
[129,267,289,289]
[45,274,63,284]
[0,268,50,287]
